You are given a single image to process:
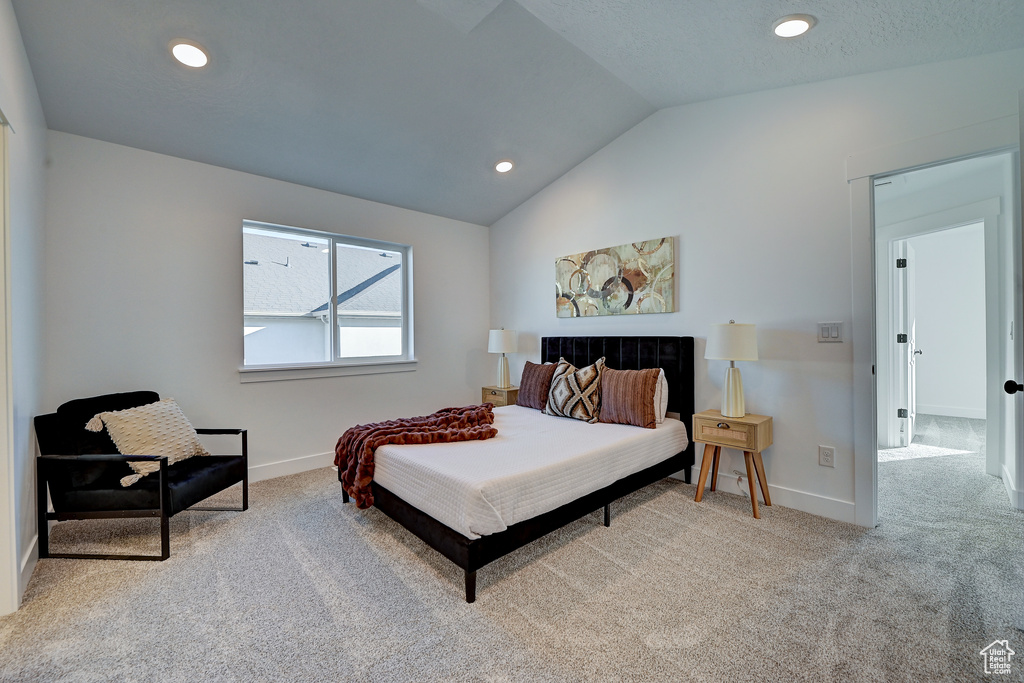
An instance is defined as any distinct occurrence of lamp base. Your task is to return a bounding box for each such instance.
[722,366,746,418]
[497,355,511,389]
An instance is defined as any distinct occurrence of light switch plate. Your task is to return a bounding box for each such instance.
[818,321,843,343]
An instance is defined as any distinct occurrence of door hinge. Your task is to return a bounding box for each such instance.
[897,408,908,418]
[896,333,908,343]
[896,258,907,268]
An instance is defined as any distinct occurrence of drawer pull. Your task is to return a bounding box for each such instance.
[717,423,729,429]
[489,391,497,395]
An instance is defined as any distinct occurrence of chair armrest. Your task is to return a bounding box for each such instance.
[38,454,166,462]
[195,429,247,463]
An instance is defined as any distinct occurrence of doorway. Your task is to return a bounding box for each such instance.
[873,152,1017,510]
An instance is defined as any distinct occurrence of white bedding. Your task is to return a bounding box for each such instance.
[372,405,689,539]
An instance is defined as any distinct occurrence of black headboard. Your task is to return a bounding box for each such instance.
[541,336,696,475]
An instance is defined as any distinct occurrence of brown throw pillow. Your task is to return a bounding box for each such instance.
[599,367,661,429]
[517,361,557,410]
[544,357,605,423]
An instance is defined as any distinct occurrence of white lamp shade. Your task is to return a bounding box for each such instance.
[705,323,758,361]
[488,329,517,354]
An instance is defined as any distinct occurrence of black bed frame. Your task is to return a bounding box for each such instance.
[341,336,695,602]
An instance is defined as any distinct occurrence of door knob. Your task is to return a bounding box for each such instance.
[914,349,923,355]
[1005,380,1023,395]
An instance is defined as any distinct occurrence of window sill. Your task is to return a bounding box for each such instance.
[239,358,417,383]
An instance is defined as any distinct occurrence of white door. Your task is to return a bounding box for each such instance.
[1008,91,1024,511]
[894,241,918,446]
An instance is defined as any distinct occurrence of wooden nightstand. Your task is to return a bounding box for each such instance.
[482,386,518,407]
[692,409,773,519]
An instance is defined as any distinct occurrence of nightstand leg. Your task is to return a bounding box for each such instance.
[710,446,722,492]
[752,451,771,506]
[743,451,760,519]
[695,444,715,502]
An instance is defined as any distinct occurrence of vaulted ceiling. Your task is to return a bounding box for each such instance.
[12,0,1024,225]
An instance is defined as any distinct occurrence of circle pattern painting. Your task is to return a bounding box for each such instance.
[555,237,674,318]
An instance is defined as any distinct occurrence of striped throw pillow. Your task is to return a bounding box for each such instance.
[543,357,605,423]
[516,361,557,411]
[599,367,661,429]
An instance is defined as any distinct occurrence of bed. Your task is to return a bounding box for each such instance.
[340,335,695,602]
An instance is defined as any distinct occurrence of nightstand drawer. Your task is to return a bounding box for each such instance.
[482,386,517,407]
[483,388,506,406]
[694,416,756,450]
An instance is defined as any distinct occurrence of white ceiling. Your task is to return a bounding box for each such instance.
[12,0,1024,225]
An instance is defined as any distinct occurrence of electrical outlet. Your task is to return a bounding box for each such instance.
[818,445,835,468]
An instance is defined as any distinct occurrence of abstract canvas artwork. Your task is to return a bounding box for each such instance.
[555,237,675,317]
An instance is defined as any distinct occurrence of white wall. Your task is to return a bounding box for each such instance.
[0,0,47,612]
[490,48,1024,523]
[43,131,491,481]
[908,224,986,418]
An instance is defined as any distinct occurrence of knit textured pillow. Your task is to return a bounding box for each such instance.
[85,398,210,486]
[599,367,661,429]
[543,357,605,423]
[516,361,557,411]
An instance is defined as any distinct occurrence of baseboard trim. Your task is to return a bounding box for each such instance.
[767,484,856,523]
[249,451,334,483]
[676,467,856,523]
[1002,464,1024,510]
[916,405,986,420]
[19,535,37,599]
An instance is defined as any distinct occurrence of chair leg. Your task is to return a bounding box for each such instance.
[241,468,249,512]
[43,509,173,561]
[159,511,170,560]
[191,433,248,512]
[241,430,249,511]
[159,461,170,559]
[37,457,173,562]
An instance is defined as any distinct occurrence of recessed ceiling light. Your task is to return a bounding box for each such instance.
[772,14,816,38]
[495,160,514,173]
[171,41,209,68]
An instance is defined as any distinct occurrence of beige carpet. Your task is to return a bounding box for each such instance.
[1,451,1022,682]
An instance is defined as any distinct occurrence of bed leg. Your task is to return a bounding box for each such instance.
[603,503,611,527]
[465,570,476,603]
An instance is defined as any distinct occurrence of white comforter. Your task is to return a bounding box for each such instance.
[372,405,689,539]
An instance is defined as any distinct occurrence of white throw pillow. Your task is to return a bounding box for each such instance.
[654,369,669,424]
[85,398,210,486]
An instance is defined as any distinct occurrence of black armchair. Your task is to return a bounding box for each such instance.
[34,391,248,561]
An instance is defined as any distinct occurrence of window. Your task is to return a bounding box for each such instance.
[241,220,413,379]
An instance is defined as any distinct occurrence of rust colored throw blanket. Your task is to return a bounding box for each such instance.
[335,404,498,509]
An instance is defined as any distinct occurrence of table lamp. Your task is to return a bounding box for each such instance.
[488,328,517,389]
[705,321,758,418]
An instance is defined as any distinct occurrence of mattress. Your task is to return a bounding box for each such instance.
[372,404,689,539]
